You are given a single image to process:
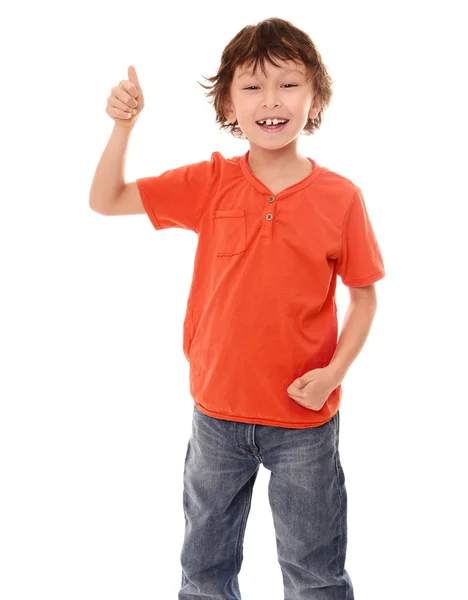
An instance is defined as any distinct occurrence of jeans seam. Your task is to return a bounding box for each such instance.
[334,414,344,585]
[235,477,253,577]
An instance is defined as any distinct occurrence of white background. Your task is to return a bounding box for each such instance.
[1,1,467,598]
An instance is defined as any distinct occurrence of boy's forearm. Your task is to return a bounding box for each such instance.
[89,124,134,212]
[327,297,378,385]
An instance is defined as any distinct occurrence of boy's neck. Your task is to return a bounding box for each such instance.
[247,147,310,176]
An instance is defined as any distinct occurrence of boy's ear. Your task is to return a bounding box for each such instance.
[308,96,322,121]
[224,88,240,123]
[223,100,235,124]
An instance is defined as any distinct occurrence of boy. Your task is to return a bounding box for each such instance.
[90,17,385,600]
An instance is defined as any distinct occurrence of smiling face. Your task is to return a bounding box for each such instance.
[224,59,321,148]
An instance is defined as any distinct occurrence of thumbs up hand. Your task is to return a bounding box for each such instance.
[106,65,145,128]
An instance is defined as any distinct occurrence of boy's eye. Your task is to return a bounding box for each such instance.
[244,84,298,90]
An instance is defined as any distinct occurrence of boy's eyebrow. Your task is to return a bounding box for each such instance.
[238,68,304,79]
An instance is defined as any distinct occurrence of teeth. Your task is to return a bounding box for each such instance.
[258,118,288,125]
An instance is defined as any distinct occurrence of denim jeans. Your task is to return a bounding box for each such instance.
[179,405,354,600]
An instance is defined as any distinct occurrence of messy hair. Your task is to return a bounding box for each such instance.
[198,17,334,139]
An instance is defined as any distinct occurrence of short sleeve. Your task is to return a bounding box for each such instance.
[136,152,220,233]
[336,188,386,287]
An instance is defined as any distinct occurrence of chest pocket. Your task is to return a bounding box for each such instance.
[213,209,246,256]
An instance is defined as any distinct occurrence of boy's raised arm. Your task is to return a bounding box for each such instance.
[89,66,144,214]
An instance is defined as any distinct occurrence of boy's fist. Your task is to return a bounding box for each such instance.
[106,65,145,128]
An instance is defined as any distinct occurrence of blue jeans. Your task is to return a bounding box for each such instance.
[179,405,354,599]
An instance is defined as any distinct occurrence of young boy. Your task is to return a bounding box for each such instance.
[90,17,385,600]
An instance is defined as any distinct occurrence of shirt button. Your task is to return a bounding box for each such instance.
[266,213,273,221]
[268,196,275,202]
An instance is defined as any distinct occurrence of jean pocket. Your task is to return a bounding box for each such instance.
[213,209,246,256]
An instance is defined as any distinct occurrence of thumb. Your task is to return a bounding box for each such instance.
[295,377,304,387]
[127,65,140,92]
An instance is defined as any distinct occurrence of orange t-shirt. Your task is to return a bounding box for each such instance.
[136,150,385,428]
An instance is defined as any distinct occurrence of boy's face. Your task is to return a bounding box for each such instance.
[224,59,321,146]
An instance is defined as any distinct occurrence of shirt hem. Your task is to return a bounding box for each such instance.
[193,403,336,429]
[344,270,385,286]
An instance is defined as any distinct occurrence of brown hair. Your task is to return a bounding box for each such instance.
[198,17,334,139]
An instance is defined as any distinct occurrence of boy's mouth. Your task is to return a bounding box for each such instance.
[256,119,290,133]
